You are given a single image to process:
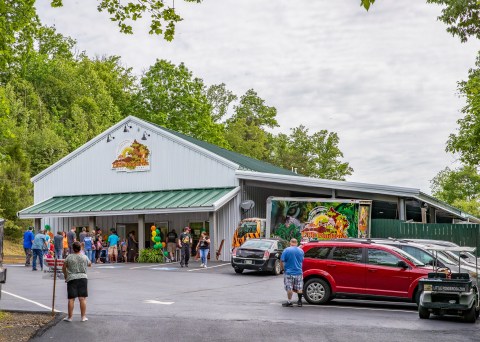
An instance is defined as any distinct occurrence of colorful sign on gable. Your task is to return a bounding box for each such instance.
[112,139,150,172]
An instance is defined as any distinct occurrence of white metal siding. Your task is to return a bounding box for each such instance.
[241,185,290,219]
[34,121,237,203]
[216,194,240,261]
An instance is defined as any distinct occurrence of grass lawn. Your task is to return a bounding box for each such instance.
[4,240,24,256]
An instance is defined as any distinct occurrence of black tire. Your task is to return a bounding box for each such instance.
[271,260,281,276]
[304,278,331,305]
[464,305,477,323]
[234,268,244,274]
[476,307,479,319]
[418,305,430,319]
[414,287,423,306]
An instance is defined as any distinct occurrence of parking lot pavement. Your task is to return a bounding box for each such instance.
[2,262,479,341]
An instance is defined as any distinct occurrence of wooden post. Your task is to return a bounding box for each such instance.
[0,218,4,300]
[0,218,4,266]
[52,258,57,316]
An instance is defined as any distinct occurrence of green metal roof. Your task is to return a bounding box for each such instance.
[153,123,298,176]
[19,188,236,218]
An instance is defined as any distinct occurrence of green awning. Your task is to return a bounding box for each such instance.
[18,187,238,219]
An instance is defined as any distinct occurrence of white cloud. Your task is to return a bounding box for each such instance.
[35,0,480,192]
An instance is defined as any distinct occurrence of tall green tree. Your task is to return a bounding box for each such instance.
[136,59,228,147]
[446,52,480,166]
[224,89,278,160]
[431,165,480,216]
[270,125,353,180]
[0,0,38,81]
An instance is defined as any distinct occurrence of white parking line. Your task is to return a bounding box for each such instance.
[1,290,61,312]
[143,299,174,305]
[130,262,179,270]
[129,264,162,269]
[187,263,230,272]
[268,302,415,313]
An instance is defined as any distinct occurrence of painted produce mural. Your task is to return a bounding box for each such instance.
[270,200,368,242]
[112,139,150,172]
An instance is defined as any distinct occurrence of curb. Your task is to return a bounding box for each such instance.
[31,311,66,339]
[1,310,66,340]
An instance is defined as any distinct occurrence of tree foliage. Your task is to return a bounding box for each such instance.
[431,165,480,216]
[362,1,480,43]
[136,59,228,147]
[270,125,354,180]
[0,8,354,229]
[50,0,202,41]
[446,52,480,165]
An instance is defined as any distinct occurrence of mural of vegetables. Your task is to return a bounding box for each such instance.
[269,198,371,242]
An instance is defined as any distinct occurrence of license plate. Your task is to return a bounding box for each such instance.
[245,260,253,264]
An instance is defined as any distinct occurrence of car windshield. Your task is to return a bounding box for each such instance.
[390,246,424,266]
[448,250,477,263]
[237,222,258,237]
[241,240,273,250]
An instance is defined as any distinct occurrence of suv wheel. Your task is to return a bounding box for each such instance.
[304,278,331,305]
[464,305,477,323]
[418,305,430,319]
[414,287,423,306]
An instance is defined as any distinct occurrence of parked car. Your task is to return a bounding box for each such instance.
[301,241,432,305]
[231,238,287,275]
[405,239,479,265]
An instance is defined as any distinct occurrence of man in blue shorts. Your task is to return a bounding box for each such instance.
[280,238,304,307]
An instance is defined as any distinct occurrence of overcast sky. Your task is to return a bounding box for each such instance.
[36,0,480,193]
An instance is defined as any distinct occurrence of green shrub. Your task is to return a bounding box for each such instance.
[138,248,164,263]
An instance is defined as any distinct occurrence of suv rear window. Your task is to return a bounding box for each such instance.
[332,247,362,263]
[304,247,331,259]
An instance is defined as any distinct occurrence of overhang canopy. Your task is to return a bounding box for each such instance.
[18,187,239,219]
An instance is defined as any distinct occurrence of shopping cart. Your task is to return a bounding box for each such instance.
[43,257,65,279]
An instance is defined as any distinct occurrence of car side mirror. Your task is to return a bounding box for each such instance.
[397,260,408,269]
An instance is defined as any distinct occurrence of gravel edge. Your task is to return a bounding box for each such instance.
[31,311,66,339]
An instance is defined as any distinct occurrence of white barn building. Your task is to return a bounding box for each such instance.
[18,116,478,261]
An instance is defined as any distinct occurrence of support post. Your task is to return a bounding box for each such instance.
[398,198,406,221]
[209,212,217,261]
[429,207,436,223]
[88,216,96,234]
[138,214,145,250]
[34,218,41,232]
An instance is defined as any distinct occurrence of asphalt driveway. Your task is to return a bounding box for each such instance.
[1,260,478,342]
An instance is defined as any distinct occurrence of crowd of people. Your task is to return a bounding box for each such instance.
[23,225,212,269]
[23,226,141,270]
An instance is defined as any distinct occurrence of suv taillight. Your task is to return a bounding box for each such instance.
[263,250,270,260]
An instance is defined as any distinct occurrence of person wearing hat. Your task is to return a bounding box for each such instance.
[178,227,192,267]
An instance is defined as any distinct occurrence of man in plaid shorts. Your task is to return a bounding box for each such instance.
[280,238,304,307]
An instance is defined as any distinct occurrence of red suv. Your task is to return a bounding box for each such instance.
[301,241,432,305]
